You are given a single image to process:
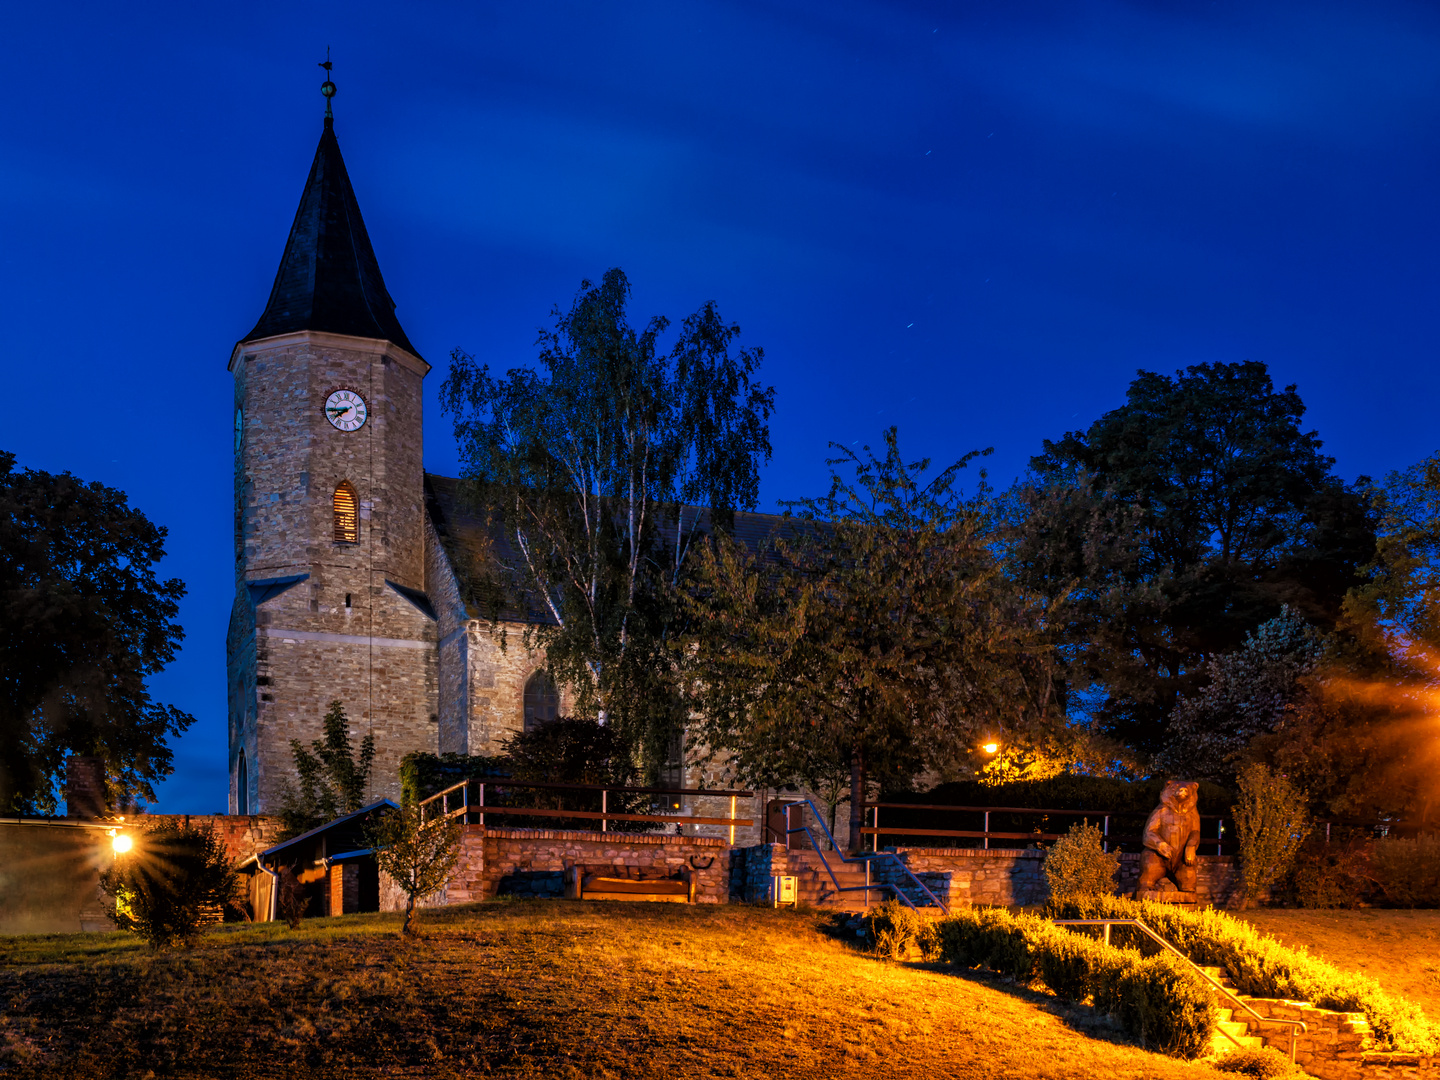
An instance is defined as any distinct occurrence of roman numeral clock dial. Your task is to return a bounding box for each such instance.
[324,389,368,432]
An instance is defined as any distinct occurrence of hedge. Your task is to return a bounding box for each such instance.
[1049,896,1438,1054]
[935,906,1216,1058]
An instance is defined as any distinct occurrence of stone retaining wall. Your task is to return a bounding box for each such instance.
[1240,996,1435,1080]
[420,827,733,908]
[873,847,1249,907]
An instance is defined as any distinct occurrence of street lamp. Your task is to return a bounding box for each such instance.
[109,829,132,854]
[982,742,999,755]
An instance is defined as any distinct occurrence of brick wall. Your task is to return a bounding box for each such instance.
[412,826,733,907]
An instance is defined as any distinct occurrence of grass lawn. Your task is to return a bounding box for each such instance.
[1236,908,1440,1017]
[0,901,1231,1080]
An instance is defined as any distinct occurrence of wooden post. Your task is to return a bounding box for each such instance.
[728,795,736,846]
[1103,815,1109,853]
[984,810,990,850]
[478,782,485,829]
[601,789,608,834]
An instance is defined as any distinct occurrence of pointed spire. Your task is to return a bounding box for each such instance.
[242,70,418,357]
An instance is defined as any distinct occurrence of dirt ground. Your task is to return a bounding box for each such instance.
[0,900,1230,1080]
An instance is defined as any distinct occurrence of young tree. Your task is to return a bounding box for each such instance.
[685,428,1067,852]
[0,452,194,814]
[367,804,463,936]
[277,700,375,838]
[99,821,239,949]
[1231,762,1310,910]
[1017,361,1375,756]
[440,268,774,773]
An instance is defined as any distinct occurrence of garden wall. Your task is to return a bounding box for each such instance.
[0,814,282,934]
[870,848,1250,908]
[408,826,734,909]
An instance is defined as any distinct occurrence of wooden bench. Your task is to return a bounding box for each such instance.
[566,864,696,903]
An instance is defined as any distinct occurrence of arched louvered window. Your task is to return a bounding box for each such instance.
[523,670,559,732]
[236,751,249,815]
[333,482,359,543]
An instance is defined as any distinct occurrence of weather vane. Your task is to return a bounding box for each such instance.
[319,48,336,119]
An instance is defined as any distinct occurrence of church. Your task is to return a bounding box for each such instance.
[227,103,568,815]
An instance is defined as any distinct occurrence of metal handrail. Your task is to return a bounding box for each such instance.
[1053,918,1308,1062]
[777,799,949,914]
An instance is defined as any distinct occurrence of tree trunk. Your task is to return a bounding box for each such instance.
[403,894,415,935]
[848,749,865,855]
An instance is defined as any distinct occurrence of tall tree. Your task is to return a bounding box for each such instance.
[685,429,1066,852]
[1016,361,1374,755]
[0,452,193,814]
[440,268,774,771]
[1249,451,1440,823]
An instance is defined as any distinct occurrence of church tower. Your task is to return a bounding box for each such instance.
[227,89,438,814]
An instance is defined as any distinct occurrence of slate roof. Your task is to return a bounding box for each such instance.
[423,473,806,623]
[242,117,419,358]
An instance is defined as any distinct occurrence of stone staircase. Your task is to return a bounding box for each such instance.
[783,850,883,911]
[1198,966,1266,1056]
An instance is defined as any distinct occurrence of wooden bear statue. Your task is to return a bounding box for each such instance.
[1135,779,1201,898]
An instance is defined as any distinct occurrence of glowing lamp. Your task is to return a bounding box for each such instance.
[982,742,999,754]
[111,833,133,854]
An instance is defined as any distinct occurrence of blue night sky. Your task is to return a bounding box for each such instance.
[4,3,1439,812]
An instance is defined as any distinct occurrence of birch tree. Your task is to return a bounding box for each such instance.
[440,269,773,770]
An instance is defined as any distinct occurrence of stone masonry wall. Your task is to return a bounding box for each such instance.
[875,848,1250,908]
[426,826,732,906]
[230,331,438,811]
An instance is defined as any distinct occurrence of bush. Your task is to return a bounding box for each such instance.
[398,751,509,805]
[1232,763,1310,909]
[1051,894,1439,1053]
[99,822,239,949]
[862,900,940,961]
[1370,835,1440,908]
[1044,821,1120,903]
[1291,837,1371,909]
[1126,952,1216,1058]
[935,907,1216,1057]
[1214,1047,1305,1078]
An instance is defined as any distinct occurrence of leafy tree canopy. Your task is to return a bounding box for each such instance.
[685,428,1068,851]
[440,268,774,775]
[1016,361,1374,755]
[0,451,193,813]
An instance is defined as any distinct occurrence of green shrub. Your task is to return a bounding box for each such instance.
[1050,894,1439,1053]
[1126,952,1217,1058]
[934,907,1215,1057]
[1371,835,1440,908]
[1214,1046,1305,1078]
[1233,763,1311,909]
[1291,838,1371,909]
[99,821,239,950]
[863,900,930,961]
[1044,821,1121,903]
[1036,924,1112,1001]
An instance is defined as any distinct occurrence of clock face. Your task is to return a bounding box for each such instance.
[325,389,368,432]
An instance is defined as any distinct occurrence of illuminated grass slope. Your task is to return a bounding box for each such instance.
[0,902,1231,1079]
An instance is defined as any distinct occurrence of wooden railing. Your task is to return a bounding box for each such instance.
[861,802,1230,854]
[418,779,755,844]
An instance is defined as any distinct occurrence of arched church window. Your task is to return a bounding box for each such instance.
[333,482,359,543]
[236,751,249,815]
[523,670,559,732]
